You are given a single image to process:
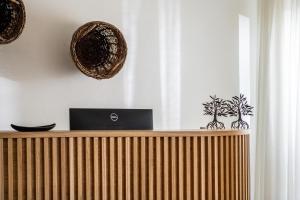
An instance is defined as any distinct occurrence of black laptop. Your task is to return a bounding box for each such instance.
[69,108,153,130]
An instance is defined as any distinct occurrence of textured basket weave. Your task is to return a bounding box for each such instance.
[70,21,127,80]
[0,0,26,44]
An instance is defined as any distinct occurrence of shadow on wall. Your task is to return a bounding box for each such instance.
[0,9,80,82]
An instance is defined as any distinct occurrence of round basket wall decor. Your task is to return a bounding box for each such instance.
[70,21,127,80]
[0,0,26,44]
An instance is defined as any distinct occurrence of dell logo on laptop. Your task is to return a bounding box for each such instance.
[110,113,119,122]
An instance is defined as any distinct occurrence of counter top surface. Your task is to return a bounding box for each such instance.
[0,130,248,138]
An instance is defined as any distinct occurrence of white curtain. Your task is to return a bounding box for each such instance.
[255,0,300,199]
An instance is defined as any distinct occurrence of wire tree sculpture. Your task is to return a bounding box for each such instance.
[227,94,253,129]
[203,95,228,129]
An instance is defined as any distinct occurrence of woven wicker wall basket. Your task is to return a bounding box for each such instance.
[0,0,26,44]
[70,21,127,80]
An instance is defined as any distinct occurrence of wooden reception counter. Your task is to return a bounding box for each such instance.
[0,130,249,200]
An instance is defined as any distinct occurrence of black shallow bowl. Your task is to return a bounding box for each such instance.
[11,123,56,132]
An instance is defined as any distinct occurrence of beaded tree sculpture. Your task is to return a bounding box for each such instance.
[203,95,228,129]
[227,94,254,129]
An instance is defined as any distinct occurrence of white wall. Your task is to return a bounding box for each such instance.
[0,0,256,130]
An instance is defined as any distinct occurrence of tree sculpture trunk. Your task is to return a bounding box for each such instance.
[231,108,249,129]
[207,109,225,129]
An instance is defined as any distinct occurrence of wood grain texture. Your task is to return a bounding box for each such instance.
[94,138,99,200]
[156,137,162,200]
[44,138,50,200]
[163,137,169,200]
[109,137,115,200]
[35,138,41,200]
[178,137,184,200]
[125,138,131,200]
[186,137,191,200]
[214,137,219,200]
[77,138,83,199]
[0,139,4,200]
[25,138,33,199]
[141,137,146,200]
[201,137,206,200]
[69,138,75,200]
[52,138,58,200]
[193,137,199,200]
[86,137,91,200]
[17,139,23,200]
[117,137,123,200]
[101,138,107,200]
[0,131,249,200]
[149,137,154,200]
[171,137,177,200]
[60,138,67,200]
[133,137,138,200]
[8,139,13,200]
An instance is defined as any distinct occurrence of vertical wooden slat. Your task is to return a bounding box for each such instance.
[102,138,107,200]
[220,137,224,200]
[109,137,116,200]
[246,136,248,200]
[244,136,248,200]
[242,136,246,200]
[208,136,212,200]
[17,139,23,200]
[246,136,250,200]
[44,138,50,200]
[231,136,235,200]
[186,137,191,200]
[35,138,41,200]
[178,137,184,200]
[225,136,230,200]
[141,137,146,200]
[193,137,198,200]
[156,137,162,200]
[94,138,99,200]
[117,137,123,200]
[86,138,91,200]
[125,138,131,200]
[249,136,250,200]
[201,137,206,200]
[26,139,32,200]
[8,139,13,200]
[133,137,138,200]
[214,137,219,200]
[239,136,242,200]
[61,138,67,200]
[235,136,239,200]
[171,137,177,200]
[244,136,247,200]
[186,137,192,200]
[163,137,169,200]
[77,138,83,199]
[69,138,75,200]
[0,139,3,200]
[52,138,58,200]
[149,137,154,200]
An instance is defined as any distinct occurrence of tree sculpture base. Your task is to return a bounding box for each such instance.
[231,120,249,129]
[207,120,225,130]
